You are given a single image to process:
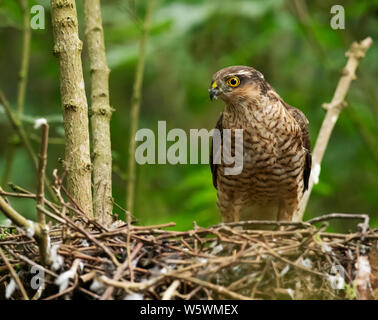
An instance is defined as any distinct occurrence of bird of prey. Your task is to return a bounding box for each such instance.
[209,66,311,223]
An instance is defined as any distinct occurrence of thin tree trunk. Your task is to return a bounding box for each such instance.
[84,0,113,226]
[17,0,31,117]
[50,0,93,218]
[126,0,155,213]
[2,0,31,186]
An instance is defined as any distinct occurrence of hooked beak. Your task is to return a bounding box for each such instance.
[209,81,221,100]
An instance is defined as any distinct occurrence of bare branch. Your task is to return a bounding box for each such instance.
[36,124,51,265]
[0,191,41,238]
[0,248,29,300]
[0,90,37,167]
[162,280,180,300]
[0,91,57,201]
[295,37,373,221]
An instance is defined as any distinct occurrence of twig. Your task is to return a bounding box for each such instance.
[162,280,180,300]
[9,183,32,194]
[214,220,311,229]
[40,207,120,267]
[2,246,58,278]
[265,246,325,277]
[126,226,134,282]
[0,90,37,166]
[0,189,65,224]
[0,91,57,201]
[0,191,41,238]
[36,124,50,265]
[44,286,75,300]
[36,205,66,224]
[98,274,163,291]
[168,274,253,300]
[307,213,370,240]
[78,287,101,299]
[132,222,176,230]
[0,248,29,300]
[296,37,373,221]
[100,241,143,300]
[0,190,34,199]
[307,213,369,227]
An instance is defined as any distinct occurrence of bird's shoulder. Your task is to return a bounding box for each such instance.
[281,101,312,191]
[282,101,311,151]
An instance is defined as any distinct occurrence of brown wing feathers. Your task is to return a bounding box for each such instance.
[282,102,312,191]
[210,113,223,189]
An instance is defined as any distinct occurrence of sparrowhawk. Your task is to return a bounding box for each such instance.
[209,66,311,223]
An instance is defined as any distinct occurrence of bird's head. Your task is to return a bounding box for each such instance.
[209,66,268,104]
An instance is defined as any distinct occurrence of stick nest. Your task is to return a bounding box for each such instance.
[1,209,378,300]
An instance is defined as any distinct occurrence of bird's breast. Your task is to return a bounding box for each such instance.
[219,108,305,200]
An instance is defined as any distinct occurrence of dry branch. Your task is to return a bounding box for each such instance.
[0,192,41,238]
[2,188,377,300]
[0,94,58,201]
[50,0,93,217]
[295,37,373,221]
[162,279,180,300]
[36,124,51,265]
[84,0,113,226]
[0,248,29,300]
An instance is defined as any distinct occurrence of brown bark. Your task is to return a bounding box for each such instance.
[84,0,113,225]
[50,0,93,217]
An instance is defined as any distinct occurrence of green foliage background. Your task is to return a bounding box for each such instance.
[0,0,377,232]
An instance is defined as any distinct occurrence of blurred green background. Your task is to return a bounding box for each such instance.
[0,0,377,232]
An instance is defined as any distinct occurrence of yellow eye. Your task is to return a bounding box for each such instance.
[226,76,240,87]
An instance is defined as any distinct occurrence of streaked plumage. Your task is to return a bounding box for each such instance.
[209,66,311,222]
